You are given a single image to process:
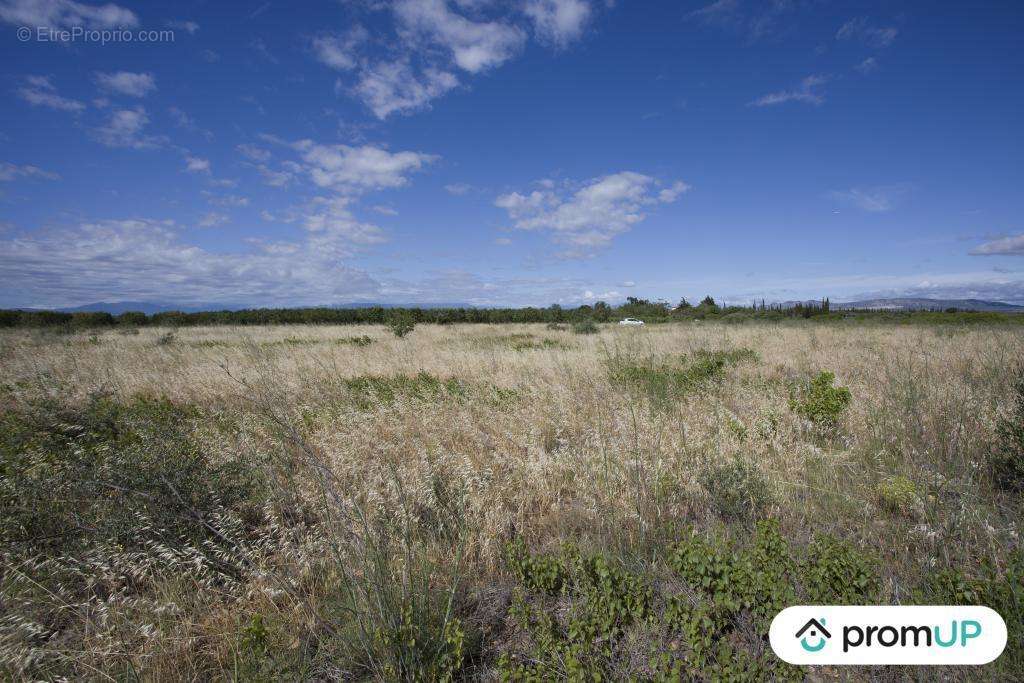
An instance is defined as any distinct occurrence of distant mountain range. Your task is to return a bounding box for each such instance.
[17,297,1024,314]
[834,297,1024,312]
[46,301,475,314]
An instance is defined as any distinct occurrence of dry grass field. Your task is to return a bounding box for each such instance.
[2,321,1022,680]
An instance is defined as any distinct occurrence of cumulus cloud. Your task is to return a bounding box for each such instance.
[524,0,591,47]
[495,171,689,256]
[312,26,368,70]
[94,71,156,97]
[0,0,137,29]
[320,0,597,118]
[828,184,909,212]
[750,74,827,107]
[92,107,164,149]
[352,60,459,119]
[0,162,60,181]
[184,156,210,174]
[970,235,1024,257]
[16,75,85,112]
[837,17,898,48]
[0,218,382,308]
[394,0,525,73]
[292,140,437,194]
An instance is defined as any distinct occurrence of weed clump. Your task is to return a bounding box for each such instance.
[991,364,1024,491]
[572,319,599,335]
[699,457,775,523]
[789,370,852,427]
[343,372,467,409]
[609,347,757,408]
[877,475,918,515]
[387,312,416,338]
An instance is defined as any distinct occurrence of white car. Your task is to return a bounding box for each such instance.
[618,318,645,326]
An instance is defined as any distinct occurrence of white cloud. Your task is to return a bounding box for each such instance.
[445,182,472,195]
[312,26,368,70]
[855,57,879,74]
[198,212,229,228]
[255,164,295,187]
[303,196,388,246]
[94,71,156,97]
[204,193,250,207]
[750,74,827,107]
[393,0,525,73]
[292,140,437,194]
[184,156,210,174]
[17,75,85,112]
[0,0,137,29]
[373,205,399,216]
[0,218,382,308]
[686,0,806,42]
[524,0,591,47]
[495,171,688,255]
[494,236,512,245]
[970,235,1024,257]
[352,60,459,119]
[167,19,199,34]
[0,162,60,181]
[837,17,898,48]
[237,143,271,162]
[828,184,909,213]
[92,107,163,148]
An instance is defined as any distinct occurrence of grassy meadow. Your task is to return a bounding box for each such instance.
[1,321,1022,680]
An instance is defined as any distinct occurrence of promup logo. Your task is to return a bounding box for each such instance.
[795,618,830,652]
[770,606,1006,665]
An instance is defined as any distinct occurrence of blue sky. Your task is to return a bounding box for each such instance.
[1,0,1022,308]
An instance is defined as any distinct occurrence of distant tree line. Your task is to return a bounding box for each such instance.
[0,297,1016,329]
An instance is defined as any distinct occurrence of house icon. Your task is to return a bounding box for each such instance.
[796,618,831,652]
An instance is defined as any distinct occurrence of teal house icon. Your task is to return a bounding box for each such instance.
[796,618,831,652]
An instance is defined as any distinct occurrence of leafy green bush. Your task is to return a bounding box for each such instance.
[925,551,1024,674]
[608,348,757,408]
[343,373,467,409]
[877,475,918,515]
[789,370,852,427]
[337,335,374,347]
[991,365,1024,491]
[571,319,598,335]
[387,312,416,338]
[0,394,262,557]
[802,534,880,603]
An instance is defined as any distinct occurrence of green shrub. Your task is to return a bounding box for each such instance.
[571,319,599,335]
[116,311,148,327]
[387,312,416,338]
[991,365,1024,491]
[789,371,852,427]
[699,457,774,523]
[609,348,757,408]
[0,394,262,557]
[802,534,880,603]
[877,475,918,515]
[343,373,467,409]
[337,335,374,347]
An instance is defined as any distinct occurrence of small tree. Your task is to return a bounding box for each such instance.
[387,311,416,338]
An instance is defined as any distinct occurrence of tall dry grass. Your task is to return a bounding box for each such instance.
[1,321,1021,679]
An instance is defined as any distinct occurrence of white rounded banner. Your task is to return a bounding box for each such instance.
[769,606,1007,665]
